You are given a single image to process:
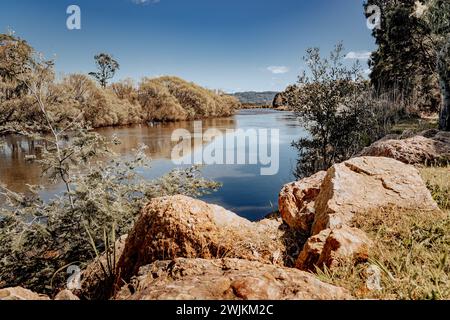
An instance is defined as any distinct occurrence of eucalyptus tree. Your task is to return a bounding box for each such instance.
[364,0,440,113]
[89,53,120,88]
[417,0,450,130]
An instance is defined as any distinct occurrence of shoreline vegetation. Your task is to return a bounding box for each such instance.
[0,34,241,134]
[238,103,291,111]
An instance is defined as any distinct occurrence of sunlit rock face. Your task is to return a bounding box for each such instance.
[115,258,353,300]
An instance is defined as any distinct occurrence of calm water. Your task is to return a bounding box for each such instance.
[0,109,305,221]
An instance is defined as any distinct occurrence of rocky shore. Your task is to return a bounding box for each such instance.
[1,131,448,301]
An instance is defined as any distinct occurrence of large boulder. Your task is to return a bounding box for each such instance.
[279,157,438,236]
[0,287,50,300]
[312,157,439,235]
[115,258,352,300]
[115,196,287,287]
[360,131,450,165]
[279,156,439,273]
[296,226,372,271]
[279,171,327,232]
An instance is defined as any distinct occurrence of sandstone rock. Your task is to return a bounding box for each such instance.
[115,258,352,300]
[360,132,450,165]
[54,289,80,300]
[115,196,287,287]
[279,171,327,232]
[365,265,382,291]
[312,157,439,235]
[0,287,50,300]
[295,229,331,271]
[296,226,372,271]
[433,131,450,144]
[318,226,372,268]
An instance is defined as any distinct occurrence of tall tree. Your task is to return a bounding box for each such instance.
[89,53,119,88]
[0,33,55,132]
[365,0,441,113]
[0,33,33,125]
[417,0,450,130]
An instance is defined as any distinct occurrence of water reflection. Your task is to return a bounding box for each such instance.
[97,117,237,160]
[0,110,305,220]
[0,136,49,193]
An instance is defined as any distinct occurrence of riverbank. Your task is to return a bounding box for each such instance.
[85,129,449,300]
[1,106,449,300]
[0,109,304,220]
[239,103,292,111]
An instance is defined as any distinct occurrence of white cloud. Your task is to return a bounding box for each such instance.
[267,66,289,74]
[345,51,372,60]
[132,0,160,5]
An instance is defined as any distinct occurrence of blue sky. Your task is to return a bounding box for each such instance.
[0,0,375,92]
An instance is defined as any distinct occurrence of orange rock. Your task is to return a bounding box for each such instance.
[54,289,80,300]
[115,196,287,287]
[279,171,327,232]
[115,258,353,300]
[296,226,372,271]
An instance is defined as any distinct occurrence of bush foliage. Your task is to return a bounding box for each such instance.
[286,44,408,178]
[0,33,240,132]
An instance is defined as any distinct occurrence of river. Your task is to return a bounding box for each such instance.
[0,109,306,221]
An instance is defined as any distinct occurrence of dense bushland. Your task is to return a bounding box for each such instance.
[284,1,449,179]
[0,34,240,132]
[136,76,238,122]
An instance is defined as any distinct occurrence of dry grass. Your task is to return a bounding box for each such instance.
[421,166,450,210]
[316,166,450,300]
[390,117,439,135]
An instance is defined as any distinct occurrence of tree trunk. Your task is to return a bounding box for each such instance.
[438,39,450,131]
[440,78,450,131]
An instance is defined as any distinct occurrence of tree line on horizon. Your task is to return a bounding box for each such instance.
[0,34,240,134]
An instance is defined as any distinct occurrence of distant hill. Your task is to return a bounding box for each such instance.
[232,91,279,106]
